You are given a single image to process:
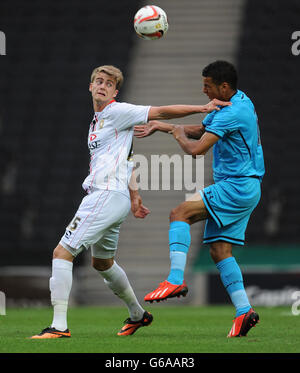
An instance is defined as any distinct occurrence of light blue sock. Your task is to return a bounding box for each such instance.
[216,256,251,317]
[167,221,191,285]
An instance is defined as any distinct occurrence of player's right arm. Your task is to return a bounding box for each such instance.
[183,124,205,139]
[134,121,205,140]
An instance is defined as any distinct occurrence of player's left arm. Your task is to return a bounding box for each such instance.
[148,99,231,120]
[171,125,219,156]
[128,169,150,219]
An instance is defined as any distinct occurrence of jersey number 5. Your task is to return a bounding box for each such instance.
[68,216,81,231]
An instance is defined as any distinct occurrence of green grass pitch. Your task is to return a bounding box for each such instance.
[0,305,299,353]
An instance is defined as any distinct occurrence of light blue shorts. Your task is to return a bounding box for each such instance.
[199,177,261,246]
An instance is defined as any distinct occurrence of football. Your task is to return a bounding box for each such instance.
[134,5,168,40]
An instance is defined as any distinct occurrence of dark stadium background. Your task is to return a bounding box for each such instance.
[0,0,299,307]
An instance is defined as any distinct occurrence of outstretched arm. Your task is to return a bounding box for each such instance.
[148,98,231,120]
[134,121,205,140]
[134,121,217,156]
[134,120,172,138]
[182,124,205,139]
[170,125,219,156]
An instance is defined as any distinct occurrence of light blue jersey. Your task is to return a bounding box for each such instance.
[202,90,265,183]
[200,90,265,246]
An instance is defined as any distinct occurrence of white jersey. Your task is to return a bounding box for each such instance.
[82,100,150,196]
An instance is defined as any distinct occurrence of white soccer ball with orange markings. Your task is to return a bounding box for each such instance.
[134,5,168,40]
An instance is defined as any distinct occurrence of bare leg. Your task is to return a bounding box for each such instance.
[169,192,209,225]
[209,241,233,263]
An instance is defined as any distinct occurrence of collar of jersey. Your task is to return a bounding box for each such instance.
[95,99,116,113]
[229,90,240,101]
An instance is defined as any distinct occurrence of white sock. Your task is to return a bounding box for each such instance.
[98,261,144,321]
[49,258,73,331]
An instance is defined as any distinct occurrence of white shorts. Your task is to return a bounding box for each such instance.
[60,190,131,259]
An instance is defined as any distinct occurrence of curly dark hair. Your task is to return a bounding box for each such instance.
[202,60,238,90]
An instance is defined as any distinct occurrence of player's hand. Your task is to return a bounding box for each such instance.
[134,121,157,138]
[131,194,150,219]
[202,99,232,113]
[170,125,186,140]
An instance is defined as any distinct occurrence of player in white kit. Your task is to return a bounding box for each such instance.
[30,65,229,338]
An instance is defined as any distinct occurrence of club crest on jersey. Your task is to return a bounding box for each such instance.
[90,134,97,141]
[98,119,104,129]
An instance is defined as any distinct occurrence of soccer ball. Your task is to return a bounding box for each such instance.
[134,5,168,40]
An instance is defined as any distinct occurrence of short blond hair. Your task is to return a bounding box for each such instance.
[90,65,124,90]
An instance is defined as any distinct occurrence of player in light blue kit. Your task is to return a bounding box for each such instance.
[135,60,265,337]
